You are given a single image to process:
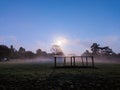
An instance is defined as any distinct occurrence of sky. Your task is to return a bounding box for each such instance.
[0,0,120,55]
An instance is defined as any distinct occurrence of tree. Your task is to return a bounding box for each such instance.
[91,43,115,55]
[50,45,64,55]
[41,51,47,56]
[100,46,113,55]
[36,49,48,56]
[36,49,42,56]
[0,45,10,61]
[10,45,19,59]
[18,47,25,54]
[91,43,100,55]
[25,51,35,58]
[82,50,91,56]
[18,47,26,58]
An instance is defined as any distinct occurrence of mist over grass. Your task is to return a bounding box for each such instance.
[94,55,120,64]
[0,55,120,90]
[2,55,120,65]
[2,57,54,64]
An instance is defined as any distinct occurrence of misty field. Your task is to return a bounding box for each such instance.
[0,61,120,90]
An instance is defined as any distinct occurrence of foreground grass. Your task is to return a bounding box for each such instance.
[0,62,120,90]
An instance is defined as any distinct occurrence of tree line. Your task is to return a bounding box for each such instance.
[0,43,120,61]
[0,44,64,61]
[82,43,120,57]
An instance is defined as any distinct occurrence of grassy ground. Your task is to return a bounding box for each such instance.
[0,62,120,90]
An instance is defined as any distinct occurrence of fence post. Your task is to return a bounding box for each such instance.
[54,57,56,67]
[73,56,75,66]
[86,57,88,66]
[92,56,94,68]
[70,57,72,66]
[64,57,66,66]
[81,56,84,66]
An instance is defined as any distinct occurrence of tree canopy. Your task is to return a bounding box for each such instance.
[0,45,10,61]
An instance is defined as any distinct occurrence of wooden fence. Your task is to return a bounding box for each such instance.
[54,56,94,68]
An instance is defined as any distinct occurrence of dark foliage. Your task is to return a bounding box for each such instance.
[91,43,114,55]
[0,45,10,61]
[25,51,35,58]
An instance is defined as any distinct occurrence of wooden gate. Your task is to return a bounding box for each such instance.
[54,56,94,68]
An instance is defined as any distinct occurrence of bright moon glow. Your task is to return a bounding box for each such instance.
[53,37,68,47]
[56,40,63,46]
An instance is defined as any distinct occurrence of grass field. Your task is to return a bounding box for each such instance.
[0,61,120,90]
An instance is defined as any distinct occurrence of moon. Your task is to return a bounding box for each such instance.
[53,37,68,47]
[56,40,63,46]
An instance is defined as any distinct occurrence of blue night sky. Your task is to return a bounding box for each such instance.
[0,0,120,55]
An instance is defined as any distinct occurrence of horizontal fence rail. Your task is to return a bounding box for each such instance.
[54,56,94,68]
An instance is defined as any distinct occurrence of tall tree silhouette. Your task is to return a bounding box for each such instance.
[91,43,100,55]
[50,45,64,55]
[91,43,114,55]
[10,45,18,59]
[19,47,25,54]
[18,47,26,58]
[36,49,42,56]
